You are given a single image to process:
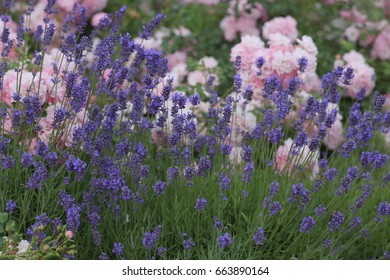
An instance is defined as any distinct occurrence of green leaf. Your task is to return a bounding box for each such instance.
[0,213,8,225]
[44,253,60,260]
[241,212,251,225]
[5,220,16,232]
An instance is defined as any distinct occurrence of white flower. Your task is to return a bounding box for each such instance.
[17,240,30,254]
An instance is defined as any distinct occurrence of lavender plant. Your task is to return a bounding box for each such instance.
[0,0,389,260]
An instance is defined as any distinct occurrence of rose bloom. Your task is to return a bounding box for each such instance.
[385,132,390,148]
[371,25,390,61]
[342,51,376,98]
[229,101,257,146]
[384,93,390,109]
[262,16,299,41]
[274,138,319,177]
[325,117,343,150]
[220,0,267,41]
[230,35,265,71]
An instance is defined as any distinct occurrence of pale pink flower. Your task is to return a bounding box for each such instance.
[342,51,376,98]
[296,35,318,57]
[271,50,296,74]
[29,1,46,31]
[57,0,78,12]
[220,16,238,41]
[385,132,390,148]
[81,0,108,15]
[91,12,108,26]
[166,51,187,70]
[345,25,360,42]
[383,0,390,17]
[236,17,260,37]
[173,26,191,37]
[371,25,390,61]
[325,117,343,150]
[2,112,12,135]
[384,93,390,109]
[170,63,188,88]
[5,70,47,105]
[181,0,220,5]
[65,230,74,239]
[339,7,367,25]
[187,70,207,86]
[220,0,266,41]
[198,56,218,68]
[274,138,319,177]
[152,98,195,145]
[228,100,257,146]
[262,16,299,41]
[285,91,311,123]
[229,147,243,164]
[230,35,265,71]
[300,72,321,92]
[343,50,366,65]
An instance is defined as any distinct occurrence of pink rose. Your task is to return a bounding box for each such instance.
[345,25,360,42]
[325,118,343,150]
[187,70,207,86]
[262,16,299,41]
[91,12,108,26]
[166,51,187,70]
[385,132,390,148]
[230,35,265,71]
[65,230,74,239]
[2,111,12,135]
[342,51,376,98]
[81,0,107,15]
[371,25,390,61]
[181,0,219,5]
[198,56,218,68]
[220,16,238,42]
[220,1,266,41]
[384,93,390,109]
[228,100,257,146]
[57,0,79,12]
[274,138,319,177]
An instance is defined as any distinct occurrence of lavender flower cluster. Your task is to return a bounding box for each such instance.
[0,0,389,260]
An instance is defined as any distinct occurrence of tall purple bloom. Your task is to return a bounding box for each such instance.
[66,155,87,181]
[139,13,165,40]
[142,225,161,250]
[328,211,344,232]
[112,242,124,257]
[217,232,232,250]
[5,199,16,214]
[183,236,195,250]
[194,198,207,212]
[300,216,316,233]
[378,202,390,217]
[152,181,167,196]
[253,227,266,245]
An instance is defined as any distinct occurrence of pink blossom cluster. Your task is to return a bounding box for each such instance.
[230,33,320,105]
[15,0,107,32]
[338,51,376,99]
[262,16,299,41]
[2,48,86,151]
[274,138,319,178]
[338,5,390,61]
[220,0,267,42]
[180,0,220,5]
[371,24,390,61]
